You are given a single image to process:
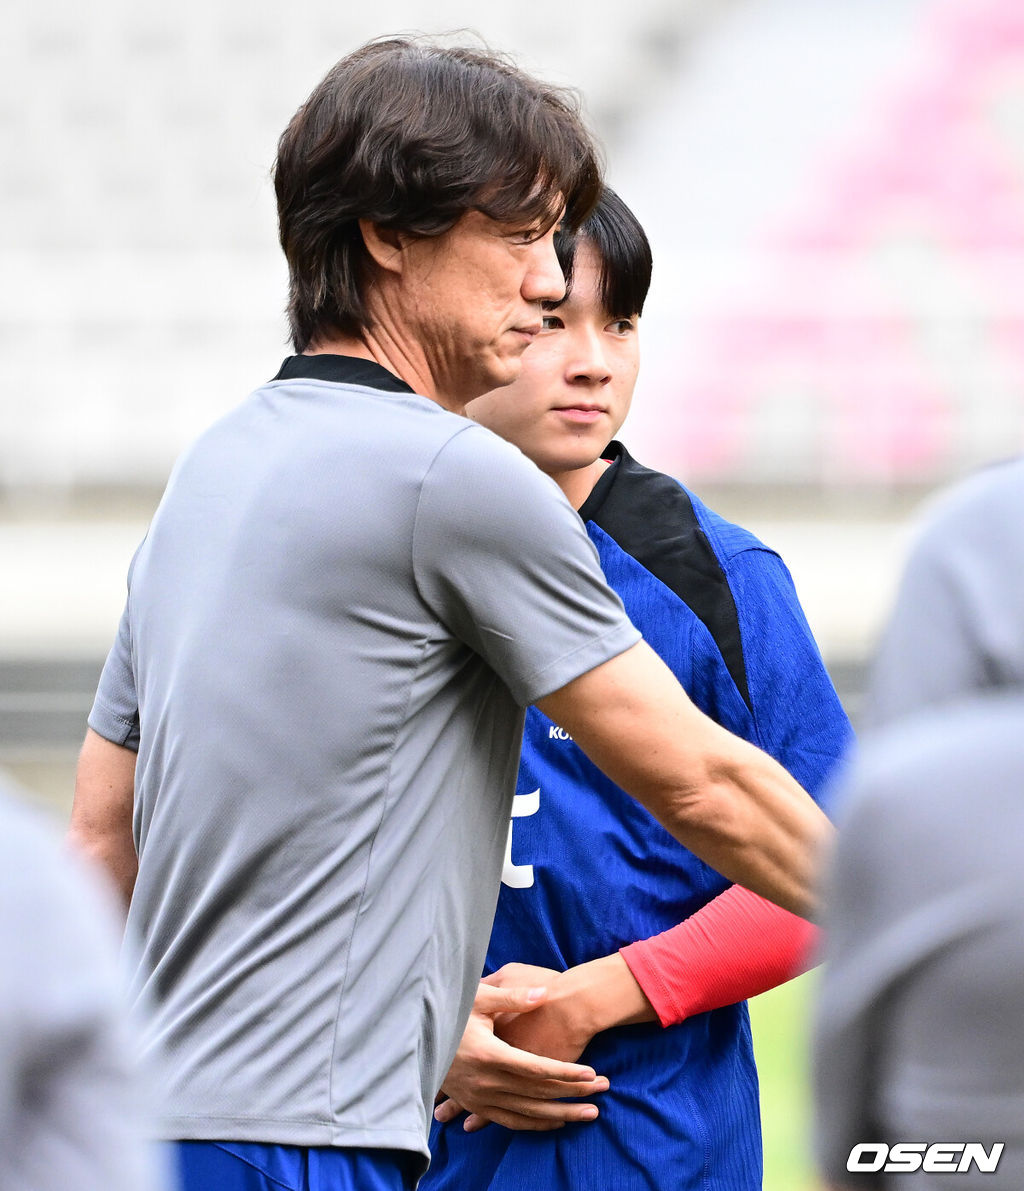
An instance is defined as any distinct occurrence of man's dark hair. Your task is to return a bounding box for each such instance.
[274,36,603,352]
[554,186,653,317]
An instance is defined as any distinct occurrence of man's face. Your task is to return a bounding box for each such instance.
[396,208,567,410]
[466,241,639,476]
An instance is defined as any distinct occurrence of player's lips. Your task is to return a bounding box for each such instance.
[553,403,606,423]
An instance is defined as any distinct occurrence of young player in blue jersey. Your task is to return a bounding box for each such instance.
[423,189,853,1190]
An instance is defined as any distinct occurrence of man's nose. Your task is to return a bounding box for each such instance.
[522,235,566,305]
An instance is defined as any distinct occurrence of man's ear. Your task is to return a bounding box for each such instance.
[359,219,407,276]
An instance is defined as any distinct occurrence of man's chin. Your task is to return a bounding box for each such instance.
[483,353,524,392]
[454,345,525,404]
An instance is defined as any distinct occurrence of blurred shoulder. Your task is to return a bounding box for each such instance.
[913,455,1024,542]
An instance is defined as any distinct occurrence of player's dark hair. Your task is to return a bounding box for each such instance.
[274,36,603,352]
[554,187,653,317]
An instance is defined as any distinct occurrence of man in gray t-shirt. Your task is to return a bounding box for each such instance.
[87,353,641,1157]
[71,39,831,1186]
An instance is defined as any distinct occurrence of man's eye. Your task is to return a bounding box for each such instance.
[541,315,564,331]
[610,318,636,334]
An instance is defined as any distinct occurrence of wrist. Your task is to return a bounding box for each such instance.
[557,953,658,1036]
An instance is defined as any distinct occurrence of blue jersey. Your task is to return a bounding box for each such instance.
[424,444,852,1191]
[172,1141,418,1190]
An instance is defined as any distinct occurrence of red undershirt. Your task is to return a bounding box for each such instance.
[619,885,819,1026]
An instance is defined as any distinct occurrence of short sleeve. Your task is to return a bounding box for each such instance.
[88,600,141,751]
[865,459,1024,727]
[866,528,986,727]
[412,426,641,706]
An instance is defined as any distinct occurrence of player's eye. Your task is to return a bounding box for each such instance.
[609,318,636,335]
[541,314,564,331]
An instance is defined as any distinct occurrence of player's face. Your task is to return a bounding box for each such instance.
[466,241,639,477]
[397,207,567,410]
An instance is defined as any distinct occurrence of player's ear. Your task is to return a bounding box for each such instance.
[359,220,408,276]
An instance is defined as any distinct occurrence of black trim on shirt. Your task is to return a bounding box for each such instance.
[579,442,753,713]
[273,354,416,394]
[579,453,621,512]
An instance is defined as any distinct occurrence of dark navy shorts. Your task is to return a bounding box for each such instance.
[171,1141,422,1191]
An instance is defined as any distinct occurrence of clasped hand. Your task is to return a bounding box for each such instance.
[433,962,608,1133]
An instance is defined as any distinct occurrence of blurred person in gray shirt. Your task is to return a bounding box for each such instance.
[0,773,165,1191]
[814,694,1024,1188]
[865,456,1024,726]
[815,457,1024,1187]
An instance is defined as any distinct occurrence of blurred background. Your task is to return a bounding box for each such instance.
[3,0,1023,1185]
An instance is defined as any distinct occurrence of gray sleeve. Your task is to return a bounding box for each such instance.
[864,524,986,728]
[0,791,169,1191]
[812,726,996,1182]
[88,598,141,751]
[865,459,1024,728]
[412,426,641,706]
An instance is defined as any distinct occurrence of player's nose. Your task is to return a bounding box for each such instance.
[566,328,612,385]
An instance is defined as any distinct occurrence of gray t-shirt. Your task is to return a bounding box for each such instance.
[0,777,166,1191]
[813,692,1024,1189]
[865,457,1024,727]
[88,355,640,1163]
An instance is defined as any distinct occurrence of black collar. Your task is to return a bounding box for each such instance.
[272,354,415,395]
[577,441,626,523]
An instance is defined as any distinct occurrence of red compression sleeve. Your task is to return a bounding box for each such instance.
[619,884,819,1027]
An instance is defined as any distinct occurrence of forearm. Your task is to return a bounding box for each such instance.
[537,643,832,919]
[68,728,138,912]
[660,730,830,921]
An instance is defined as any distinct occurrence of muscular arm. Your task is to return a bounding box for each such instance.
[537,641,832,920]
[438,540,840,1132]
[68,728,138,913]
[436,642,831,1131]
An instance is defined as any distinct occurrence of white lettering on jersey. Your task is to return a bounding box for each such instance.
[548,725,573,741]
[502,788,540,889]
